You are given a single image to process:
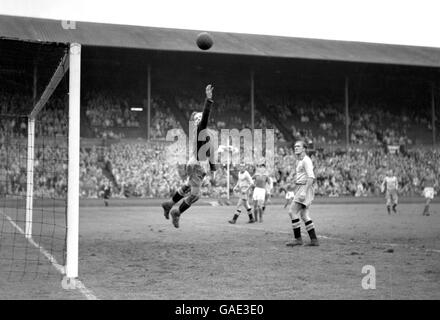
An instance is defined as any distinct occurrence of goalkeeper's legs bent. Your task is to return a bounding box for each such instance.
[170,186,200,228]
[162,184,190,219]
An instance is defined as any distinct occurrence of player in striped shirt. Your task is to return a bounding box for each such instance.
[381,169,399,214]
[420,168,437,216]
[229,163,255,224]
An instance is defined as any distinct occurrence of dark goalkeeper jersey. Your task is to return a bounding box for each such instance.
[194,98,216,171]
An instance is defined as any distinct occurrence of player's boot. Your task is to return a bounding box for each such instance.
[229,214,239,224]
[422,205,429,216]
[286,238,303,247]
[247,218,255,223]
[170,208,181,228]
[309,238,320,246]
[161,201,173,220]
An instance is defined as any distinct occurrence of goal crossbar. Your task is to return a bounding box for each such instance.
[29,52,69,119]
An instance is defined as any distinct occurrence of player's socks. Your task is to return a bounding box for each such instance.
[247,208,253,221]
[291,218,301,238]
[392,204,397,213]
[229,213,239,224]
[305,220,317,240]
[178,201,191,215]
[387,205,391,214]
[423,204,430,215]
[171,190,184,203]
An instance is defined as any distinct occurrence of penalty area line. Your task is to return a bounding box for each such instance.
[1,210,98,300]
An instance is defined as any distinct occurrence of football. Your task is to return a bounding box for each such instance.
[196,32,214,50]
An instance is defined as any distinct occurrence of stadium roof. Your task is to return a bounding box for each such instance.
[1,14,440,68]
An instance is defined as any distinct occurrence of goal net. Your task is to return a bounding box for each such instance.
[0,39,80,281]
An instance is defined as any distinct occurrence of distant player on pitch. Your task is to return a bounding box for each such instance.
[263,173,273,214]
[286,140,319,247]
[420,167,437,216]
[228,163,254,224]
[251,164,270,223]
[161,84,216,228]
[282,174,296,209]
[381,169,399,214]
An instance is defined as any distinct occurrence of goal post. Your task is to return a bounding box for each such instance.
[25,117,35,239]
[66,43,81,279]
[25,46,70,242]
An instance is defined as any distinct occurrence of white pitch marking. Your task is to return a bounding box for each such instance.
[1,211,98,300]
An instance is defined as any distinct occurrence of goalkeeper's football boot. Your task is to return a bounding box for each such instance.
[161,201,173,220]
[286,238,303,247]
[170,208,181,228]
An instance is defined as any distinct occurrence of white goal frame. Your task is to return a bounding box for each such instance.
[25,43,81,280]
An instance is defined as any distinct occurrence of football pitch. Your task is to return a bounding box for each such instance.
[1,199,439,300]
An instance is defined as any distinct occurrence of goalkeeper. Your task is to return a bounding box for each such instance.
[161,84,216,228]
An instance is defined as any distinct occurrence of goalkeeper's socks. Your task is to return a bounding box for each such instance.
[387,206,391,214]
[392,204,397,212]
[292,218,301,238]
[178,201,191,214]
[231,214,239,222]
[172,191,184,204]
[305,220,317,240]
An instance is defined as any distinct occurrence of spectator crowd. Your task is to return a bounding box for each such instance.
[1,87,439,200]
